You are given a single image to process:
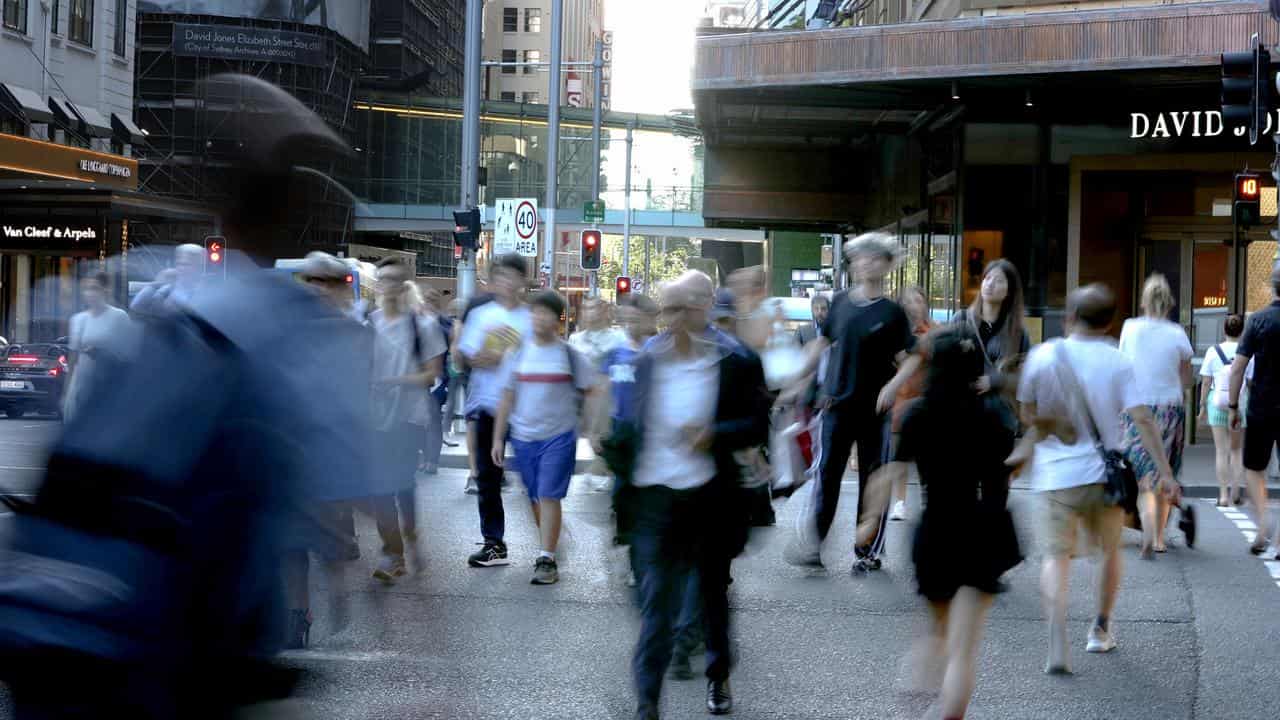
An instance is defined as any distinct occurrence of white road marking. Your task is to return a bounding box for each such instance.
[1212,501,1280,586]
[277,649,401,663]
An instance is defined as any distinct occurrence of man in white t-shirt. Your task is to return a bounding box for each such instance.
[1017,284,1172,673]
[492,290,595,585]
[456,254,533,568]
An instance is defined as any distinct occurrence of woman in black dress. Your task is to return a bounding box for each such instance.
[862,329,1021,720]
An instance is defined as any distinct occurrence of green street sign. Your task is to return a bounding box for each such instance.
[584,200,605,223]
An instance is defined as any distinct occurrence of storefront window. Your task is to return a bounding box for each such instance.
[1192,245,1229,311]
[2,0,27,34]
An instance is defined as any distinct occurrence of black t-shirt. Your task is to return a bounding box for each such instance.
[820,293,914,411]
[1239,300,1280,415]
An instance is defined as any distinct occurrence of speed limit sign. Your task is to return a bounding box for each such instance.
[514,199,538,257]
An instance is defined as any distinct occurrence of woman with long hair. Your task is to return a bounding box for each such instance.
[885,285,935,521]
[1198,314,1247,507]
[861,329,1020,720]
[956,259,1030,398]
[1119,273,1195,556]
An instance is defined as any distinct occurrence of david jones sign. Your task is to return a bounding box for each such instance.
[1131,110,1280,138]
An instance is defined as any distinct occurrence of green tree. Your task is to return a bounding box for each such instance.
[599,236,702,300]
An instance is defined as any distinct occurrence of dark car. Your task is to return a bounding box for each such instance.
[0,343,69,418]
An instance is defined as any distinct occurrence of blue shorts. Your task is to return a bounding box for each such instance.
[511,430,577,501]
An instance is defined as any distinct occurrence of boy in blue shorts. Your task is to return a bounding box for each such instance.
[492,290,595,585]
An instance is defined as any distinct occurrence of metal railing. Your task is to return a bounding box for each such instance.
[359,178,705,217]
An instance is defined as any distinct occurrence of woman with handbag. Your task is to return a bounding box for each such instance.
[953,259,1030,401]
[859,328,1020,720]
[1118,274,1196,557]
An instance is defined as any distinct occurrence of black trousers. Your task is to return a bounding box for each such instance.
[813,405,890,557]
[630,484,732,710]
[471,410,506,544]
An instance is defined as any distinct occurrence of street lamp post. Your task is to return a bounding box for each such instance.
[458,0,483,301]
[541,0,564,291]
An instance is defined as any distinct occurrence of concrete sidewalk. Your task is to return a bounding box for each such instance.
[433,428,1280,498]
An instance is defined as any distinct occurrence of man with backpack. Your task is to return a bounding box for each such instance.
[491,290,595,585]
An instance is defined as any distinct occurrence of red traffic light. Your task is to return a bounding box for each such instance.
[1239,175,1261,200]
[615,275,631,296]
[580,230,603,270]
[208,241,223,264]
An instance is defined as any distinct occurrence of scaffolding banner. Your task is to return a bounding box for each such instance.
[141,0,371,51]
[172,23,326,66]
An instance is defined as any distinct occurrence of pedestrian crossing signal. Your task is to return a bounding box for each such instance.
[615,275,631,298]
[1235,172,1263,227]
[204,235,225,268]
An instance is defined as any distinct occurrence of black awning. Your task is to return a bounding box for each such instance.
[47,96,82,132]
[70,102,112,138]
[111,112,146,145]
[0,83,53,124]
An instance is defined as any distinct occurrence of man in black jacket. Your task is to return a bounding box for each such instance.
[623,271,770,719]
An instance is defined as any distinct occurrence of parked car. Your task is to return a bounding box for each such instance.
[0,343,69,418]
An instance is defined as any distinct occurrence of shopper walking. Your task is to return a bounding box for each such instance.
[367,259,446,583]
[1017,284,1172,672]
[625,271,769,719]
[784,233,917,573]
[1228,264,1280,555]
[491,290,595,585]
[862,328,1020,720]
[1199,314,1247,507]
[883,284,935,522]
[457,254,532,568]
[64,271,135,423]
[1118,274,1196,556]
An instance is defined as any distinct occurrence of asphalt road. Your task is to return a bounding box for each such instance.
[0,420,1278,719]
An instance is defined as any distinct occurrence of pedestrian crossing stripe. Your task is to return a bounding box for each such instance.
[1210,500,1280,591]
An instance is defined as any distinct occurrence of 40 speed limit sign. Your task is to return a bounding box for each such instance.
[494,198,539,257]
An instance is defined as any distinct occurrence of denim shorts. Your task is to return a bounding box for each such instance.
[511,430,577,501]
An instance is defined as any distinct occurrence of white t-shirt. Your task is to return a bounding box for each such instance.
[370,310,447,431]
[65,305,136,419]
[458,301,532,414]
[633,352,719,490]
[1200,341,1239,408]
[498,340,595,441]
[1017,336,1144,492]
[1117,317,1192,406]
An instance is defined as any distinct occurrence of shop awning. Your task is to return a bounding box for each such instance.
[47,96,82,133]
[0,83,53,124]
[70,102,112,138]
[111,112,146,145]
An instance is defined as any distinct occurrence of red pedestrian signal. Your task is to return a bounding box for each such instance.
[204,235,226,268]
[1235,172,1263,227]
[615,275,631,298]
[580,229,602,270]
[1239,175,1261,200]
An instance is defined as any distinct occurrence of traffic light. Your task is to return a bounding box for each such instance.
[1234,172,1262,227]
[615,275,631,299]
[580,229,602,270]
[1222,39,1270,145]
[204,235,225,268]
[452,207,481,251]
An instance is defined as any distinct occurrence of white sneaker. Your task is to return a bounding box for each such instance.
[1086,625,1117,654]
[889,500,907,522]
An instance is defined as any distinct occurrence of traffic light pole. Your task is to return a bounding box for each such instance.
[589,39,603,298]
[541,0,564,292]
[458,0,482,301]
[622,121,633,279]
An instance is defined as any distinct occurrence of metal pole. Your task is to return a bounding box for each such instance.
[589,39,603,298]
[458,0,483,301]
[622,122,633,277]
[643,236,651,295]
[541,0,564,291]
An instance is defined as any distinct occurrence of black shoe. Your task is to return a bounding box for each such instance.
[866,556,882,571]
[1179,504,1197,549]
[468,542,510,568]
[284,608,312,650]
[635,707,659,720]
[669,654,694,681]
[850,558,870,575]
[706,678,732,715]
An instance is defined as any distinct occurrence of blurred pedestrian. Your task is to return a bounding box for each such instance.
[1118,274,1196,556]
[1227,264,1280,556]
[570,298,626,492]
[491,291,595,585]
[129,244,204,313]
[453,286,497,495]
[409,284,451,476]
[794,292,829,346]
[860,328,1020,720]
[1199,313,1246,507]
[457,254,532,568]
[367,259,446,583]
[783,233,917,574]
[64,270,135,423]
[1017,284,1172,672]
[624,270,769,719]
[883,285,934,522]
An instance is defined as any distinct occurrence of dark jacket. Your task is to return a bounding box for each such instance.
[617,327,770,557]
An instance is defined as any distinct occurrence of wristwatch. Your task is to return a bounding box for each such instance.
[1229,403,1239,409]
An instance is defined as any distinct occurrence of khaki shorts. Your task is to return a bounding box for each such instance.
[1043,484,1123,557]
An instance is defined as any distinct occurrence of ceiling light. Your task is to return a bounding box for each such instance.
[1025,90,1034,107]
[951,81,959,101]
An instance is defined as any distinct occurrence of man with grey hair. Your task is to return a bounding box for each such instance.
[621,270,769,719]
[784,233,916,574]
[130,243,206,314]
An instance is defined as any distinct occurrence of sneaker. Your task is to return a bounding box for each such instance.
[706,678,732,715]
[668,654,694,681]
[468,542,510,568]
[1086,624,1117,654]
[1045,620,1071,674]
[372,555,407,584]
[422,463,439,476]
[784,542,824,569]
[889,500,907,522]
[464,475,479,495]
[1178,504,1197,549]
[634,707,659,720]
[625,571,638,588]
[866,556,882,571]
[531,556,559,585]
[850,557,871,575]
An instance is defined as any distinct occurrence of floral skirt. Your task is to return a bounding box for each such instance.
[1122,403,1185,490]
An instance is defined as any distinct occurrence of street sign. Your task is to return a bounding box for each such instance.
[584,200,605,223]
[495,198,538,256]
[514,199,538,257]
